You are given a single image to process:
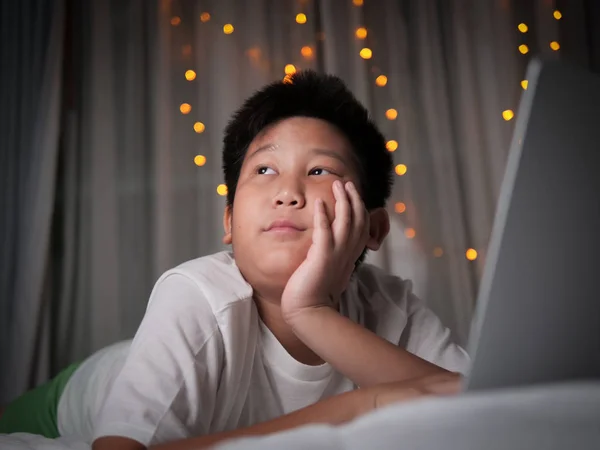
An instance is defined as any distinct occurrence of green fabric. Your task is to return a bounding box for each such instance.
[0,361,81,437]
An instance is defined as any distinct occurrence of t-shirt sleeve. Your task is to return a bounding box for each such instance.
[398,287,470,374]
[92,273,223,446]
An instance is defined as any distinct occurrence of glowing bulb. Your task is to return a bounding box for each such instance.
[200,12,211,22]
[405,228,416,239]
[185,70,196,81]
[550,41,560,51]
[301,46,313,58]
[395,164,407,176]
[356,27,367,39]
[521,80,528,90]
[394,202,406,214]
[353,0,364,5]
[386,108,398,120]
[171,16,181,26]
[284,64,296,75]
[502,109,514,121]
[519,44,529,54]
[359,48,372,59]
[466,248,478,261]
[433,247,444,257]
[518,23,528,33]
[296,13,307,24]
[386,140,398,152]
[194,122,205,133]
[194,155,207,166]
[223,24,234,34]
[180,103,192,114]
[553,10,562,20]
[375,75,388,86]
[217,184,228,196]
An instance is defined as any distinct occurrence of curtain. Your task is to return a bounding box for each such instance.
[2,0,599,403]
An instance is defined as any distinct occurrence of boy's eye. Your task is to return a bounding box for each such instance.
[257,166,276,175]
[309,168,332,176]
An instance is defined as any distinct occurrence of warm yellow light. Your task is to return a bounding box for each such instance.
[301,46,313,58]
[185,70,196,81]
[200,12,211,22]
[466,248,478,261]
[194,155,207,166]
[356,27,367,39]
[296,13,307,24]
[518,23,528,33]
[395,164,407,176]
[433,247,444,258]
[182,44,192,57]
[283,75,294,84]
[550,41,560,51]
[405,228,416,239]
[502,109,514,121]
[223,24,234,34]
[553,10,562,20]
[519,44,529,54]
[180,103,192,114]
[284,64,296,75]
[375,75,388,86]
[521,80,528,90]
[353,0,364,5]
[194,122,205,133]
[394,202,406,214]
[386,108,398,120]
[171,16,181,26]
[386,140,398,152]
[217,184,228,196]
[359,48,372,59]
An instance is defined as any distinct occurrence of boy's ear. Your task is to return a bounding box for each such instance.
[222,205,233,245]
[366,207,390,251]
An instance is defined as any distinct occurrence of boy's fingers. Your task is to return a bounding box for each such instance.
[346,181,369,255]
[332,180,351,247]
[313,198,333,251]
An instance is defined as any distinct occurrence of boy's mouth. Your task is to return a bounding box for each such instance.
[265,219,306,233]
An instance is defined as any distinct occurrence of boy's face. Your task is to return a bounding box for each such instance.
[224,116,373,297]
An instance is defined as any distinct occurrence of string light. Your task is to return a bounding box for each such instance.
[194,122,205,133]
[283,74,293,84]
[359,48,372,59]
[394,202,406,214]
[553,10,562,20]
[386,140,398,152]
[518,23,528,33]
[550,41,560,51]
[356,27,367,39]
[301,46,313,59]
[385,108,398,120]
[395,164,407,176]
[284,64,296,75]
[433,247,444,257]
[296,13,307,24]
[185,70,196,81]
[223,24,234,34]
[502,110,514,121]
[353,0,364,5]
[405,228,416,239]
[466,248,478,261]
[180,103,192,114]
[518,44,529,54]
[200,12,210,22]
[217,184,228,196]
[521,80,528,90]
[375,75,388,86]
[171,16,181,26]
[194,155,207,166]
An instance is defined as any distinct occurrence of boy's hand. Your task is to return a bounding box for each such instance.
[281,180,369,322]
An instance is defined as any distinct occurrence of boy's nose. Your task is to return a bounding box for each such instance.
[273,188,305,208]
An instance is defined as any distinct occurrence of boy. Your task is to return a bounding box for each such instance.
[0,71,469,449]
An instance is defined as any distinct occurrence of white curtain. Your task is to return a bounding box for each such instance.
[3,0,596,403]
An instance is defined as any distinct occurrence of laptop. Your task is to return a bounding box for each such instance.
[464,59,600,391]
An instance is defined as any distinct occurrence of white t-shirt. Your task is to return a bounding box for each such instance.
[57,251,469,446]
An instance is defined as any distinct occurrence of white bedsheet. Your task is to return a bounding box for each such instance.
[2,381,599,450]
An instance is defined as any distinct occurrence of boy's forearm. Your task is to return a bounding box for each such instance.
[93,388,371,450]
[287,306,447,388]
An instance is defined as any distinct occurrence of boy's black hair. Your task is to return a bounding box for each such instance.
[222,70,394,211]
